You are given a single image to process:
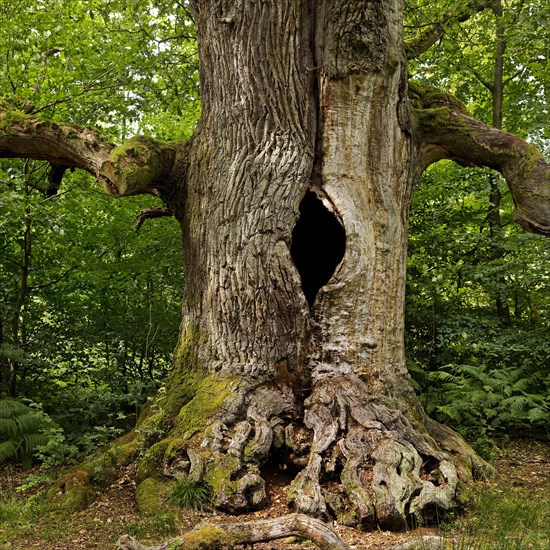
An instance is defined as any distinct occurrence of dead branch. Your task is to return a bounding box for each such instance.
[117,513,349,550]
[134,208,173,232]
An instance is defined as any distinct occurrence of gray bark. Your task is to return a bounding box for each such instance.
[117,513,348,550]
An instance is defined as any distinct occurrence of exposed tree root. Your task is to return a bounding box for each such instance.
[160,375,490,531]
[117,513,349,549]
[287,373,489,529]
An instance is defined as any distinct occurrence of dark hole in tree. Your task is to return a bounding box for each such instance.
[291,190,346,306]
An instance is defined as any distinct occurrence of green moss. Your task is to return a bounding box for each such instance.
[180,524,235,549]
[172,375,235,439]
[105,438,140,467]
[164,437,190,462]
[0,109,29,131]
[161,325,205,420]
[137,439,172,481]
[204,455,240,498]
[408,80,468,114]
[135,477,170,516]
[46,470,96,515]
[103,135,175,195]
[521,143,544,174]
[136,410,167,444]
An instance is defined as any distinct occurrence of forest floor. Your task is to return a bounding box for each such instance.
[0,438,548,549]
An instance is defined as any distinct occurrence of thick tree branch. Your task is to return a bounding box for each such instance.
[117,514,349,550]
[410,82,550,236]
[405,0,493,60]
[0,104,176,197]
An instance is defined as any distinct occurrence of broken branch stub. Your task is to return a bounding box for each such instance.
[98,136,176,197]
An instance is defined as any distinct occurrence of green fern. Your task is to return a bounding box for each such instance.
[0,399,53,468]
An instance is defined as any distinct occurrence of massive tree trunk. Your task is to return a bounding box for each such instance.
[1,0,549,533]
[149,0,489,529]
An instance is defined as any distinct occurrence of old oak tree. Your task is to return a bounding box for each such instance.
[1,0,549,541]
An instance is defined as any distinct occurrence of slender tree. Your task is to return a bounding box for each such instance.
[1,0,549,531]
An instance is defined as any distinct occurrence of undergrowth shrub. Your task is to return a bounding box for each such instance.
[420,361,549,447]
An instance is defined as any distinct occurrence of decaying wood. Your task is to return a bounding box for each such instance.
[117,513,349,550]
[153,0,495,531]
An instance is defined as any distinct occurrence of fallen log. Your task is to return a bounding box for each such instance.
[117,513,349,549]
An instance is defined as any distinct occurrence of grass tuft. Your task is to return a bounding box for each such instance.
[166,478,213,511]
[442,484,550,549]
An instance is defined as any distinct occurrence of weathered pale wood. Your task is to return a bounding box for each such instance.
[117,513,349,550]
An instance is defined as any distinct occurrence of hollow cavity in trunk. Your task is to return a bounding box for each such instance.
[291,190,346,306]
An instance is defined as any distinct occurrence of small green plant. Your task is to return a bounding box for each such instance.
[33,424,79,469]
[126,513,178,539]
[0,399,53,468]
[0,490,45,527]
[166,478,213,511]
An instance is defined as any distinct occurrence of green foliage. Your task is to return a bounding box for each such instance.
[166,479,213,511]
[0,399,52,468]
[0,490,46,526]
[33,424,79,469]
[0,1,193,450]
[406,163,550,438]
[124,513,178,540]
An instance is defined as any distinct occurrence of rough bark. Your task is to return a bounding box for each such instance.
[146,0,493,532]
[117,513,348,550]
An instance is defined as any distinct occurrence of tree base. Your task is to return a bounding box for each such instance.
[45,369,491,532]
[149,372,492,531]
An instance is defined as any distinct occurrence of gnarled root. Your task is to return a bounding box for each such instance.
[289,374,491,529]
[117,513,349,549]
[164,384,304,513]
[159,374,490,530]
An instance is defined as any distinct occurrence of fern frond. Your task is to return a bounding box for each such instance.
[21,433,50,456]
[0,440,20,463]
[0,399,29,419]
[527,407,549,422]
[14,413,49,436]
[501,395,531,414]
[0,418,19,438]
